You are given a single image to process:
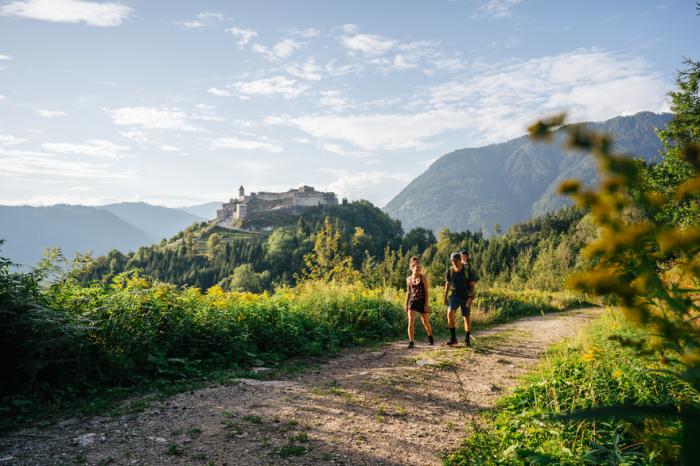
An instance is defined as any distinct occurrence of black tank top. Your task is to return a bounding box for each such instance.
[408,275,425,305]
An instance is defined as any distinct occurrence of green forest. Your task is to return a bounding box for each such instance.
[2,57,699,465]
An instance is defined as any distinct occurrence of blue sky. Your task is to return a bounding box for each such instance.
[0,0,697,207]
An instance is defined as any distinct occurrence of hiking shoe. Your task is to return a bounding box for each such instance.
[408,341,414,349]
[428,335,434,345]
[446,339,458,347]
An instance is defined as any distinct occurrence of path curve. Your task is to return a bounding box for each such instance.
[0,308,601,466]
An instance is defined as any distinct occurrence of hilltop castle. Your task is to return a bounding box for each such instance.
[216,185,338,225]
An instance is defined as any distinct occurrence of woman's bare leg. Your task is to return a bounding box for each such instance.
[407,310,417,341]
[420,312,432,336]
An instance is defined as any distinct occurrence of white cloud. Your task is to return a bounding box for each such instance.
[0,0,132,27]
[416,49,669,144]
[0,94,5,100]
[231,76,309,99]
[324,59,362,77]
[321,143,368,157]
[293,28,320,38]
[0,134,26,145]
[120,129,151,143]
[0,147,132,179]
[176,11,225,30]
[429,56,467,72]
[341,33,396,56]
[284,58,323,81]
[109,106,199,131]
[327,170,413,205]
[209,136,282,153]
[283,109,470,152]
[318,90,352,111]
[0,54,12,60]
[392,54,417,70]
[252,38,303,61]
[42,138,130,158]
[472,0,524,19]
[192,105,225,122]
[159,145,182,153]
[207,87,233,97]
[339,23,359,34]
[36,108,67,117]
[226,27,258,47]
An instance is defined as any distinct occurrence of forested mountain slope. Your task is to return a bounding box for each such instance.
[383,111,671,233]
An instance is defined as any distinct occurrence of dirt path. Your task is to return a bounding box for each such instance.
[0,308,601,466]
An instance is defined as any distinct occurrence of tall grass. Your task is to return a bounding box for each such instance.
[445,311,698,465]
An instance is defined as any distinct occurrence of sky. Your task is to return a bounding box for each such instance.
[0,0,698,208]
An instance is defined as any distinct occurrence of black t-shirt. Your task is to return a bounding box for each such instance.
[445,264,478,298]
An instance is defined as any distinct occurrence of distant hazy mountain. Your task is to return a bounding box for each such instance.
[383,112,672,233]
[177,201,221,220]
[99,202,203,242]
[0,205,153,266]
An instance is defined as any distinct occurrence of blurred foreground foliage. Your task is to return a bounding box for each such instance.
[520,58,699,464]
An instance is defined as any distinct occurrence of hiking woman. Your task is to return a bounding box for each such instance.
[404,256,434,348]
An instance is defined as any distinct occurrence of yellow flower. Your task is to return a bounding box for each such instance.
[612,369,623,379]
[581,345,600,363]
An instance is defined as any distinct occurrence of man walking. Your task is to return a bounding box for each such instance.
[444,251,478,346]
[460,249,478,345]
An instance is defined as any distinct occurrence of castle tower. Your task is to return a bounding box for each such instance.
[238,185,245,200]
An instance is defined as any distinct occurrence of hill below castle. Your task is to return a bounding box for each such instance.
[383,111,672,233]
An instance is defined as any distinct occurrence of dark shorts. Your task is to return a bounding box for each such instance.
[448,296,470,317]
[408,301,427,313]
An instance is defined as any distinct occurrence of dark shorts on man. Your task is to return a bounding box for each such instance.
[448,296,470,317]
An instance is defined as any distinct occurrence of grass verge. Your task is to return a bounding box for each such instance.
[444,310,698,465]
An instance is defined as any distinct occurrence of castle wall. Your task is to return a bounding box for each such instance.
[292,192,329,207]
[217,186,338,225]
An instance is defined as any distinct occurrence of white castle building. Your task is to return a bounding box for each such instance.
[216,185,338,223]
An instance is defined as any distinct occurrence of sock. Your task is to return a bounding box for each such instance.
[465,331,470,341]
[450,327,456,340]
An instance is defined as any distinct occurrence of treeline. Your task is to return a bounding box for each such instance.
[75,198,592,294]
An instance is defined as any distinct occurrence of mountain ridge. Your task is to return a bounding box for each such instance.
[383,111,672,233]
[0,205,154,266]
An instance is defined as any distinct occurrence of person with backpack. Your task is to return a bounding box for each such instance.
[444,251,478,346]
[404,256,434,348]
[460,249,478,342]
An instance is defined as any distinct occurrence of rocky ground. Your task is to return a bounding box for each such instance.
[0,308,601,466]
